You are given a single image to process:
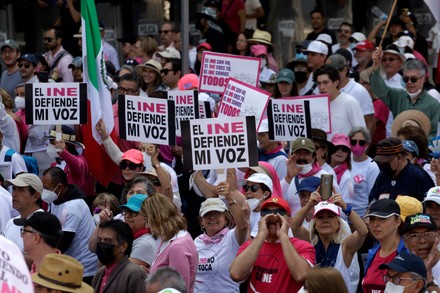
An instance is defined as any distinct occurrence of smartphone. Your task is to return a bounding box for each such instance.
[320,174,333,201]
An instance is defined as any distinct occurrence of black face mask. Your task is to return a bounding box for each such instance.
[295,71,308,84]
[96,242,116,266]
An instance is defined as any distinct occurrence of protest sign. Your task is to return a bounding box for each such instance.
[166,90,199,136]
[218,78,270,131]
[25,83,87,125]
[181,116,258,170]
[119,95,176,145]
[199,52,260,94]
[267,99,312,141]
[0,236,33,293]
[293,94,331,133]
[199,101,212,119]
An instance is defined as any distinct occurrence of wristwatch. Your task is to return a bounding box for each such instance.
[427,279,439,292]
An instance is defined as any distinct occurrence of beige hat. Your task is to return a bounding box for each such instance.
[391,110,431,137]
[5,173,43,194]
[137,59,162,76]
[32,254,93,293]
[199,198,227,217]
[248,29,273,46]
[156,47,181,59]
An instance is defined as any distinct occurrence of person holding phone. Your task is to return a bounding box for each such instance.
[291,191,368,293]
[230,197,315,292]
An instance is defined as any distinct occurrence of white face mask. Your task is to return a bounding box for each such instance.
[15,96,25,109]
[93,213,101,225]
[260,58,267,70]
[298,163,313,174]
[384,282,406,293]
[46,144,60,159]
[297,287,307,293]
[41,186,59,204]
[246,198,261,211]
[407,89,422,99]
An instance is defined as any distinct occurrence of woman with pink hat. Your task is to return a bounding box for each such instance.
[329,134,353,203]
[250,44,276,86]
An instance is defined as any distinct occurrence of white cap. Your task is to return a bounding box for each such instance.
[306,40,328,55]
[156,47,181,59]
[313,201,341,217]
[316,34,332,45]
[239,173,273,193]
[258,118,269,133]
[199,198,227,217]
[198,92,216,112]
[424,187,440,205]
[404,53,416,60]
[350,32,366,42]
[394,36,414,50]
[158,289,182,293]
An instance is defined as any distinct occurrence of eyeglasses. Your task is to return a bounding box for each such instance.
[159,30,173,34]
[382,57,398,63]
[117,87,138,95]
[261,209,288,217]
[404,231,437,243]
[43,37,55,42]
[243,184,261,193]
[18,63,31,69]
[160,68,174,75]
[350,139,366,146]
[335,146,350,153]
[20,228,35,235]
[402,75,424,84]
[383,274,419,285]
[122,209,139,217]
[119,161,142,170]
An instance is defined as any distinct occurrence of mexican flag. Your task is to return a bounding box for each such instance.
[80,0,118,186]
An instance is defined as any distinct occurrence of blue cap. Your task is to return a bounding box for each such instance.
[17,53,38,66]
[379,251,427,279]
[296,176,320,193]
[402,140,419,157]
[119,194,147,212]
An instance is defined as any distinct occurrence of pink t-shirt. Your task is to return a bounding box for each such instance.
[150,231,198,293]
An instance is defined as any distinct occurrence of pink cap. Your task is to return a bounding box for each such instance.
[313,201,341,217]
[331,134,351,149]
[250,44,267,57]
[197,42,213,51]
[178,74,199,90]
[121,149,144,164]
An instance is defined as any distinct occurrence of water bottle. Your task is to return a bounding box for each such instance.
[371,6,388,21]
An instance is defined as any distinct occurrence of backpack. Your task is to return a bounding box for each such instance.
[5,149,39,175]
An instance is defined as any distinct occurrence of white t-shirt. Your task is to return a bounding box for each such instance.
[340,78,375,116]
[160,162,182,210]
[328,92,366,140]
[267,153,288,181]
[0,145,27,179]
[245,0,262,30]
[351,158,380,217]
[337,169,354,205]
[0,103,20,152]
[195,229,240,293]
[131,233,158,267]
[4,208,44,250]
[50,199,98,277]
[334,241,360,293]
[0,187,11,234]
[321,163,337,177]
[427,23,440,66]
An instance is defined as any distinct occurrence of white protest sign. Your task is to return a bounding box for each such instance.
[199,52,260,94]
[166,90,199,136]
[217,78,270,131]
[267,99,312,141]
[181,116,258,170]
[25,83,87,125]
[0,235,34,293]
[292,94,331,133]
[199,101,212,119]
[118,95,176,145]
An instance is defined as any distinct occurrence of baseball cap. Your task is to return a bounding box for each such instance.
[199,198,227,217]
[424,187,440,206]
[313,201,341,217]
[178,73,199,90]
[290,137,315,154]
[277,68,295,84]
[395,196,422,221]
[331,134,351,150]
[296,176,320,193]
[197,42,213,51]
[68,56,83,69]
[156,47,181,59]
[239,173,273,193]
[1,39,19,51]
[5,173,43,194]
[119,194,148,212]
[17,54,38,66]
[379,251,427,279]
[261,197,292,216]
[394,35,414,50]
[402,140,419,157]
[306,41,328,55]
[401,213,437,235]
[334,48,353,65]
[326,54,349,70]
[121,149,144,165]
[295,40,311,50]
[13,212,63,237]
[260,73,277,85]
[374,137,404,163]
[364,199,400,218]
[124,59,139,66]
[349,32,366,43]
[353,40,374,51]
[316,34,332,45]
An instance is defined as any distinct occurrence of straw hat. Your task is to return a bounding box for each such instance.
[248,29,273,46]
[391,110,431,137]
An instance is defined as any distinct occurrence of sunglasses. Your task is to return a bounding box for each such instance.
[382,57,398,63]
[402,75,423,83]
[261,209,288,217]
[119,161,142,170]
[243,184,261,193]
[160,68,174,75]
[350,139,366,146]
[122,209,139,217]
[335,146,350,153]
[43,37,55,42]
[18,63,31,69]
[159,30,172,34]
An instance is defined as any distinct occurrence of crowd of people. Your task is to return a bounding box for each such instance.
[0,0,440,293]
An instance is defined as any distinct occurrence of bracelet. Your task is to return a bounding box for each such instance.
[427,280,439,288]
[342,204,352,216]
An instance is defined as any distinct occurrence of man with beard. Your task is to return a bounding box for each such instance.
[305,7,337,44]
[17,53,39,83]
[370,137,434,201]
[230,197,315,292]
[43,26,74,82]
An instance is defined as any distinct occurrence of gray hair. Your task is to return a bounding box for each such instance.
[309,216,351,246]
[348,126,371,143]
[408,271,426,292]
[403,59,427,77]
[145,267,187,293]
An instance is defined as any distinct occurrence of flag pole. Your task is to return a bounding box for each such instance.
[378,0,399,48]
